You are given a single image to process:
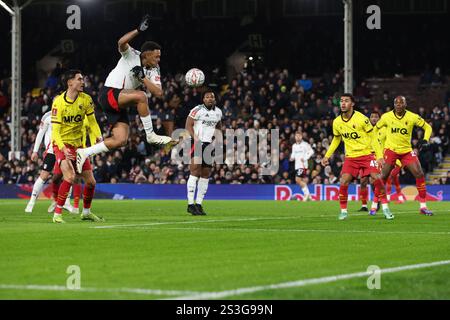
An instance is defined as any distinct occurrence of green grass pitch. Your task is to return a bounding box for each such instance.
[0,199,449,300]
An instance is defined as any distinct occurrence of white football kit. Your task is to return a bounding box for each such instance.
[33,111,53,155]
[291,141,314,170]
[188,104,223,143]
[104,46,161,90]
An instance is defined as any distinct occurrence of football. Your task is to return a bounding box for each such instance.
[185,68,205,87]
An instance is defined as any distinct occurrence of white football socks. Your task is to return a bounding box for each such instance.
[302,186,310,197]
[84,142,109,157]
[371,201,378,210]
[196,178,209,205]
[187,175,198,205]
[30,177,45,203]
[140,115,154,135]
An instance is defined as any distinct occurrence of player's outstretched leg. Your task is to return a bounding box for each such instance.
[120,90,175,146]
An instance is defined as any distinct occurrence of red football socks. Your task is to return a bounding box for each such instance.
[73,183,82,208]
[83,185,95,209]
[359,187,368,205]
[416,177,427,201]
[374,179,388,204]
[339,185,349,210]
[54,180,72,214]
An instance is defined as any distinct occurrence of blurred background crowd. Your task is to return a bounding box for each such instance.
[0,65,449,186]
[1,0,449,186]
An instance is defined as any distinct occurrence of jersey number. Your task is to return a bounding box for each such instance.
[370,160,378,168]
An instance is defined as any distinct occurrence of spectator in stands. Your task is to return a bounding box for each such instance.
[444,172,450,185]
[419,65,433,87]
[354,81,371,101]
[0,90,8,117]
[298,73,312,92]
[431,67,445,86]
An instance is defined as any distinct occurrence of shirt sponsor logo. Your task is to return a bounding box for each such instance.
[391,128,408,135]
[63,114,83,123]
[342,132,361,139]
[201,120,217,127]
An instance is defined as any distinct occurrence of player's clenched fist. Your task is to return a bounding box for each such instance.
[321,156,329,166]
[137,14,150,33]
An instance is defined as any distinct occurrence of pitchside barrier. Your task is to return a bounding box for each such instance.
[0,184,448,201]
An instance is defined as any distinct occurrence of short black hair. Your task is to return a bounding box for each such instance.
[61,69,82,89]
[202,88,215,100]
[341,93,355,102]
[141,41,161,53]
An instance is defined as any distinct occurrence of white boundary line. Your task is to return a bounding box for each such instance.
[134,226,450,236]
[171,259,450,300]
[92,209,450,230]
[91,216,303,229]
[1,261,449,299]
[0,284,202,296]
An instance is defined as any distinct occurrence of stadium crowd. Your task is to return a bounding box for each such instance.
[0,67,449,186]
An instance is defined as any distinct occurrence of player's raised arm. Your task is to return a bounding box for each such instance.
[118,14,150,52]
